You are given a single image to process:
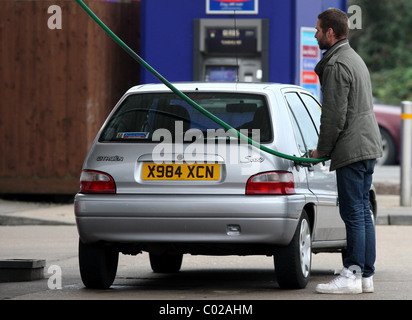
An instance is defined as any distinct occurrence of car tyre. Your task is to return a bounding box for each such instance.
[378,127,396,165]
[274,210,311,289]
[149,252,183,273]
[78,239,119,289]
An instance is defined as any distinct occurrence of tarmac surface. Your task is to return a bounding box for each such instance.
[0,165,411,226]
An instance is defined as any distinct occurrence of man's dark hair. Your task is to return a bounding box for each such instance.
[318,8,349,39]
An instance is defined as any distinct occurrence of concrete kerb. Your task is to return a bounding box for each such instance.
[375,194,412,226]
[0,199,75,226]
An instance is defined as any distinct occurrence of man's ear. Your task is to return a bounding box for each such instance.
[328,27,337,40]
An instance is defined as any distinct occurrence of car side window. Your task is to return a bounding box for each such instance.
[300,93,322,132]
[284,92,319,153]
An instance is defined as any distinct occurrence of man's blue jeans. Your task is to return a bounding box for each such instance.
[336,159,376,278]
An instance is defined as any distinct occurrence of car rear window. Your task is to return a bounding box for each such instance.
[99,92,272,143]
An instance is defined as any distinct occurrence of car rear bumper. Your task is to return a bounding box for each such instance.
[74,194,304,246]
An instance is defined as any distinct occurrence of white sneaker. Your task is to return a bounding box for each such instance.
[362,276,374,293]
[316,267,362,294]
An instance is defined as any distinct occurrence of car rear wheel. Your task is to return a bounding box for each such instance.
[274,210,311,289]
[149,252,183,273]
[78,239,119,289]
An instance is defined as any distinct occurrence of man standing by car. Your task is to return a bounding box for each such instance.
[310,8,383,294]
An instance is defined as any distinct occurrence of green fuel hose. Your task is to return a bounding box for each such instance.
[75,0,329,165]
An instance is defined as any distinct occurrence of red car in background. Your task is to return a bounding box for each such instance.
[374,103,401,165]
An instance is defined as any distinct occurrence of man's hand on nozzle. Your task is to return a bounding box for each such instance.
[310,149,326,166]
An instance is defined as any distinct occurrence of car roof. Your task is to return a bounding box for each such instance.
[126,82,304,94]
[373,103,401,114]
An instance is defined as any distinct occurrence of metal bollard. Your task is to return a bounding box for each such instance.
[400,101,412,206]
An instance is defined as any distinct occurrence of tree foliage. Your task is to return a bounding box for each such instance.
[348,0,412,104]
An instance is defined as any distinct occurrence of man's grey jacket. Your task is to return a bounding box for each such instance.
[315,39,383,171]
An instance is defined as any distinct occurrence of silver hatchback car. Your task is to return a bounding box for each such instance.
[75,82,377,289]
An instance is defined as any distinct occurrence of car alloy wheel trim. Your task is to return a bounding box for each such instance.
[299,219,311,278]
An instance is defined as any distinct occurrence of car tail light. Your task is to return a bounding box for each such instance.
[246,171,295,195]
[80,170,116,194]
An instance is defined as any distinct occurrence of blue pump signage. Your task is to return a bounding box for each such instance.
[206,0,258,15]
[300,27,321,99]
